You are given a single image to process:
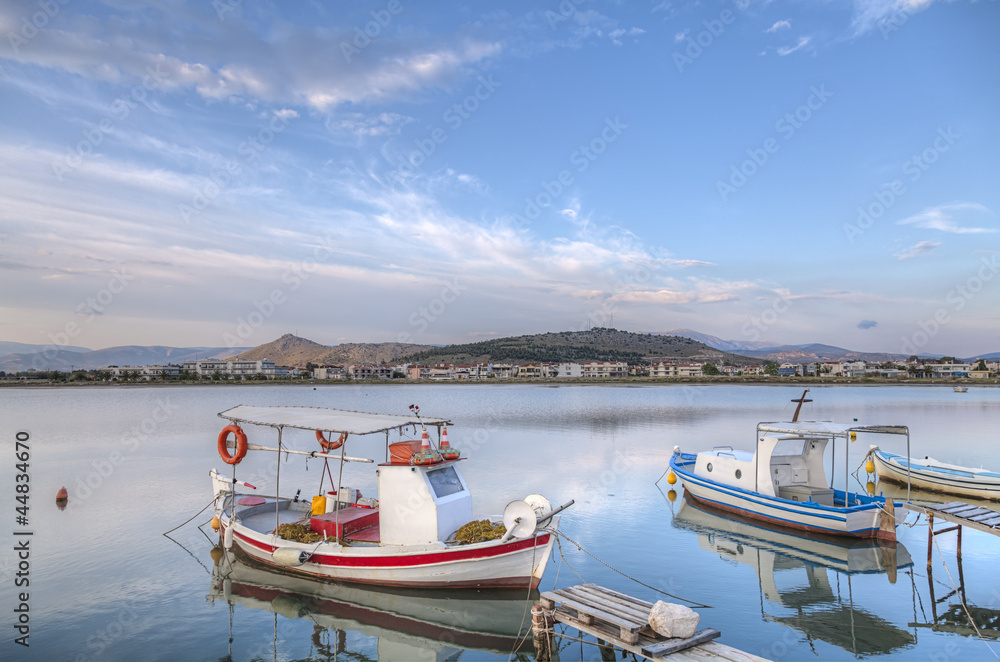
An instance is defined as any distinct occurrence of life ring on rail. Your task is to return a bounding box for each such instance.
[316,430,346,452]
[218,425,248,465]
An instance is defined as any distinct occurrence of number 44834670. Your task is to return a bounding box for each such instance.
[15,438,29,518]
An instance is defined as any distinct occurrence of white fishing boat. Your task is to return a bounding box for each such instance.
[209,404,572,589]
[869,446,1000,501]
[666,391,909,540]
[954,386,969,393]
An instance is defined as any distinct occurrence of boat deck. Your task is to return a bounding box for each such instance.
[233,500,383,543]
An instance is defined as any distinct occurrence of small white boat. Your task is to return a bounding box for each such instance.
[667,391,909,540]
[954,386,969,393]
[209,404,572,589]
[870,446,1000,501]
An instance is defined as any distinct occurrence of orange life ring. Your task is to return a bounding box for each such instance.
[218,425,248,465]
[316,430,346,452]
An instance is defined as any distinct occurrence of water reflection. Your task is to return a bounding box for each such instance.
[207,551,535,661]
[671,495,916,656]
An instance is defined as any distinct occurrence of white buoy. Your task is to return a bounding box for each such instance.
[271,547,310,567]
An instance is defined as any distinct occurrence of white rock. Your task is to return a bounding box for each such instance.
[648,601,700,639]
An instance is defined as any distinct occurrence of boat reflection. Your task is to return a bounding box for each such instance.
[672,494,916,656]
[877,480,1000,516]
[207,550,533,661]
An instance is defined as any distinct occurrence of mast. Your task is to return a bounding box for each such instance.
[791,389,812,422]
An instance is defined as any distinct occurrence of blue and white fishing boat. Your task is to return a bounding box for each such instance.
[666,391,910,540]
[869,447,1000,501]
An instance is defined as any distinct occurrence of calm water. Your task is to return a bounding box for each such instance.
[2,383,999,661]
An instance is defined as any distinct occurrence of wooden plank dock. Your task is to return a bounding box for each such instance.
[902,500,1000,568]
[538,584,767,662]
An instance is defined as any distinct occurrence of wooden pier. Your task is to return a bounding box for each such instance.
[536,583,767,662]
[902,501,1000,568]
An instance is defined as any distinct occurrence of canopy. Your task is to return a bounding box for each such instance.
[218,405,450,435]
[757,421,909,437]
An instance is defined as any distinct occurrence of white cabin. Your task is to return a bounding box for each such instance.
[695,434,834,505]
[377,461,473,545]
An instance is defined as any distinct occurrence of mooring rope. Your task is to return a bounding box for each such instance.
[930,526,1000,661]
[162,496,218,536]
[552,530,712,609]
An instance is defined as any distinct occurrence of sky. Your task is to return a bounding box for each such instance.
[0,0,998,357]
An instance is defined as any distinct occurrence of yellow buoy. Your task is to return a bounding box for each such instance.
[210,546,224,564]
[850,431,857,442]
[866,481,876,496]
[666,472,677,485]
[865,460,875,474]
[210,515,221,531]
[667,489,677,502]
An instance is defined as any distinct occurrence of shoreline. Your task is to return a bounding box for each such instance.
[3,376,998,388]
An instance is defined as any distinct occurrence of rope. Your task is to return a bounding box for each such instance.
[553,530,712,609]
[929,525,1000,660]
[162,496,218,536]
[506,535,541,660]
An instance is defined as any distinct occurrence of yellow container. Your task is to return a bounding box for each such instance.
[310,495,327,516]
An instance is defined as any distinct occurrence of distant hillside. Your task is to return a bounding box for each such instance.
[739,343,906,363]
[0,344,249,372]
[230,334,436,366]
[398,328,756,365]
[659,328,776,352]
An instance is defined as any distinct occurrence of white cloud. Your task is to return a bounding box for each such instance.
[674,29,690,43]
[766,20,791,33]
[850,0,937,36]
[895,240,941,260]
[777,36,812,56]
[896,203,996,234]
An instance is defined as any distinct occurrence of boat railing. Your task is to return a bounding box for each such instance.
[712,445,734,451]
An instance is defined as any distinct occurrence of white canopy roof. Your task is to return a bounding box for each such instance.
[757,421,909,436]
[218,405,450,435]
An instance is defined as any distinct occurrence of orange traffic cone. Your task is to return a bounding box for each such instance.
[440,426,460,461]
[410,427,441,465]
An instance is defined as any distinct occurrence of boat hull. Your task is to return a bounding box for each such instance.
[872,449,1000,501]
[221,517,556,589]
[670,453,895,540]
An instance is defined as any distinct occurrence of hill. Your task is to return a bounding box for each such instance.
[738,343,907,363]
[0,344,250,372]
[659,329,776,352]
[229,334,437,366]
[398,328,755,365]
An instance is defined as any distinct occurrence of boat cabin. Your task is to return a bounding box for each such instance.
[695,434,835,505]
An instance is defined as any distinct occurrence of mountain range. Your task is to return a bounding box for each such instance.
[2,329,996,372]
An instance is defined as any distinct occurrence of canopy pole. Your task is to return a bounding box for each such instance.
[335,439,347,537]
[275,426,283,533]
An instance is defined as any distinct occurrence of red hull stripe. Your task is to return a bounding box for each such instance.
[232,529,551,567]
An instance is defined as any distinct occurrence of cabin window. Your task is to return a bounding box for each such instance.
[735,469,742,479]
[706,463,713,472]
[427,466,464,498]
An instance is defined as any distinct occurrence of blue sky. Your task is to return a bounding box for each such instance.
[1,0,997,357]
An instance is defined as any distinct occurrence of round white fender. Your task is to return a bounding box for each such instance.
[223,524,234,550]
[271,547,311,567]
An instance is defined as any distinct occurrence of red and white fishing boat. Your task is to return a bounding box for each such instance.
[209,405,571,589]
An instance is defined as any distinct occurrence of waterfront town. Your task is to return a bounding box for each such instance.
[12,356,999,382]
